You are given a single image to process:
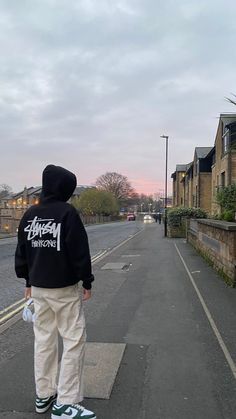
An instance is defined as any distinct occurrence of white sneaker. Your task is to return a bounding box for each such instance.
[51,403,96,418]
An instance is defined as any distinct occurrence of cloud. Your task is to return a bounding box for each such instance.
[0,0,236,194]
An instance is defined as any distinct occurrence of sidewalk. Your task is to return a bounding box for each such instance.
[1,224,236,418]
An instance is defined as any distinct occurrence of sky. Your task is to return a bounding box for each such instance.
[1,0,236,196]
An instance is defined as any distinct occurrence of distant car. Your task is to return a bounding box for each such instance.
[127,213,136,221]
[143,214,155,223]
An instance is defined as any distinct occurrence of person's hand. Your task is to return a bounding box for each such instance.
[25,287,32,300]
[83,288,91,301]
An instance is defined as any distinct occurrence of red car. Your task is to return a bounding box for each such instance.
[127,213,136,221]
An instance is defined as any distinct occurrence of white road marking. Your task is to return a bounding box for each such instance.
[91,250,107,262]
[122,254,141,257]
[92,228,144,265]
[0,302,25,324]
[175,243,236,380]
[0,298,25,316]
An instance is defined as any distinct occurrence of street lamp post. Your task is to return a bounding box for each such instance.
[160,135,169,237]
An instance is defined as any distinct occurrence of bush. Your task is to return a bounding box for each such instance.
[222,210,235,222]
[73,189,119,216]
[216,184,236,212]
[215,183,236,222]
[167,207,207,227]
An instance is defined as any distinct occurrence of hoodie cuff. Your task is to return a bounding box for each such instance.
[82,274,94,290]
[26,279,31,288]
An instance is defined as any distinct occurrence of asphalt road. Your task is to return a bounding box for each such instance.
[0,221,143,312]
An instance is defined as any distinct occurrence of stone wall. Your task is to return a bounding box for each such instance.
[167,217,188,238]
[188,218,236,286]
[0,212,119,235]
[0,208,25,234]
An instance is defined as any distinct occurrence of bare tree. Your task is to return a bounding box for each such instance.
[226,94,236,106]
[95,172,135,202]
[0,184,12,199]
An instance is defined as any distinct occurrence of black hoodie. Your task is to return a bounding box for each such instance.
[15,165,94,290]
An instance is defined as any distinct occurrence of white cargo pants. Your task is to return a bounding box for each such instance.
[32,283,86,404]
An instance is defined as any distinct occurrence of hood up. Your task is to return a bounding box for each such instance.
[41,165,77,202]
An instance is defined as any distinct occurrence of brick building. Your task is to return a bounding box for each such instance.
[191,147,213,213]
[182,162,193,207]
[0,186,41,234]
[0,185,93,234]
[210,114,236,214]
[171,113,236,215]
[172,147,213,213]
[171,164,187,207]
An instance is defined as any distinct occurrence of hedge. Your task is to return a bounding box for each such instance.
[167,207,207,227]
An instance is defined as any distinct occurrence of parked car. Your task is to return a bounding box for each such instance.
[127,213,136,221]
[143,214,155,223]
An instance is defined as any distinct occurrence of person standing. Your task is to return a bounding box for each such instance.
[15,164,96,419]
[153,213,158,223]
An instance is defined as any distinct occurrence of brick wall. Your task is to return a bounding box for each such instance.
[210,118,236,214]
[172,173,185,207]
[172,179,177,206]
[176,172,185,206]
[231,152,236,182]
[188,177,193,207]
[199,173,212,213]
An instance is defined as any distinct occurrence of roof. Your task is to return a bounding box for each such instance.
[176,164,187,172]
[220,113,236,119]
[27,186,42,196]
[205,146,215,158]
[171,163,188,179]
[186,161,193,171]
[12,186,42,199]
[11,185,94,198]
[184,162,193,176]
[195,147,213,159]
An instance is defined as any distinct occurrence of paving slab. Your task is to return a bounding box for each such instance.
[0,340,126,414]
[84,342,126,399]
[101,262,128,270]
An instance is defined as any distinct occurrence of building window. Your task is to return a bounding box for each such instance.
[194,160,198,176]
[221,172,225,188]
[222,128,229,155]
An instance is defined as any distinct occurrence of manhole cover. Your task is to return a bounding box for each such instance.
[101,262,127,270]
